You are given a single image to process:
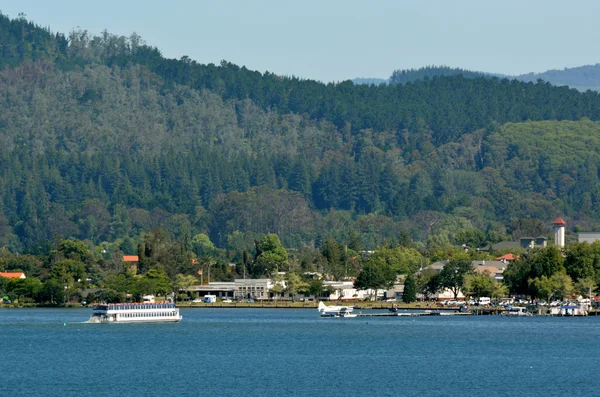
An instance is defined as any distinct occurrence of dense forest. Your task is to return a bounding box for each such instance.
[1,12,600,262]
[358,64,600,92]
[388,66,492,85]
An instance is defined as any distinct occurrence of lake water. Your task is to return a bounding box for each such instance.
[1,308,599,396]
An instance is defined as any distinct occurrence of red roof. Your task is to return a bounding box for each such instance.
[123,255,139,262]
[0,272,26,279]
[495,253,519,261]
[553,217,566,225]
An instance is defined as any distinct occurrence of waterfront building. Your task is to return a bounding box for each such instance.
[322,281,378,300]
[187,278,285,300]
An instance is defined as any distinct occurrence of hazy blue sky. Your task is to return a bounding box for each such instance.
[2,0,599,82]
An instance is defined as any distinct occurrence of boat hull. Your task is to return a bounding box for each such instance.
[89,315,182,324]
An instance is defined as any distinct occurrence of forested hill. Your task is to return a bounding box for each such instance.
[1,13,600,254]
[385,64,600,91]
[388,66,494,85]
[351,77,388,85]
[515,64,600,91]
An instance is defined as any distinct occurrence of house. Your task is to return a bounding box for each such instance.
[472,260,506,281]
[578,232,600,244]
[0,272,26,279]
[520,236,547,249]
[478,237,547,252]
[478,241,520,252]
[122,255,139,263]
[495,253,519,263]
[122,255,139,273]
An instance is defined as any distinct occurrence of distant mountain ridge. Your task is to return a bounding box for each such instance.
[515,64,600,91]
[353,64,600,91]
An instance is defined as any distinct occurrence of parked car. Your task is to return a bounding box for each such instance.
[386,298,397,302]
[222,298,233,303]
[192,299,202,303]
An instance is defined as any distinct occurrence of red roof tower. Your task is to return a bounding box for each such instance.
[553,217,566,226]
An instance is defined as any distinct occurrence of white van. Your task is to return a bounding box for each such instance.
[203,295,217,303]
[478,297,491,305]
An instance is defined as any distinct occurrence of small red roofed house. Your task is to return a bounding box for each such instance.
[122,255,139,274]
[495,253,519,263]
[0,272,26,279]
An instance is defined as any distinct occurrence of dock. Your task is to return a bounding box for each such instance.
[354,311,471,317]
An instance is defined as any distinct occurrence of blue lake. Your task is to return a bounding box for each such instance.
[1,308,599,396]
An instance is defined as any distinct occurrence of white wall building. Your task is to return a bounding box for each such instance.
[578,232,600,244]
[188,278,286,300]
[322,281,381,300]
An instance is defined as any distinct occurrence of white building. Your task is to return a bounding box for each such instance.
[188,278,286,300]
[578,232,600,244]
[322,281,381,301]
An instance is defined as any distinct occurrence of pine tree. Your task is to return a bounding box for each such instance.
[402,273,417,303]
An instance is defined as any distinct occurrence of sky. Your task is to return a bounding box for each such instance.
[2,0,600,83]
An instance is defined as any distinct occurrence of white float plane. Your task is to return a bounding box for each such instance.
[318,301,356,317]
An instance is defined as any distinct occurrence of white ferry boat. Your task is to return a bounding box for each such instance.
[89,302,182,323]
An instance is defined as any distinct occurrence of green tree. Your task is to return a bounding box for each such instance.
[174,274,198,297]
[284,272,309,302]
[575,277,596,298]
[417,268,440,300]
[56,239,93,264]
[321,236,342,278]
[564,242,597,281]
[255,234,288,276]
[40,279,64,305]
[140,266,172,296]
[307,278,332,301]
[438,259,474,299]
[402,273,417,303]
[192,233,216,257]
[462,271,493,302]
[369,246,426,275]
[551,273,573,301]
[503,259,533,296]
[354,261,395,300]
[529,276,554,302]
[49,260,86,288]
[491,279,509,301]
[7,277,42,302]
[530,273,573,302]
